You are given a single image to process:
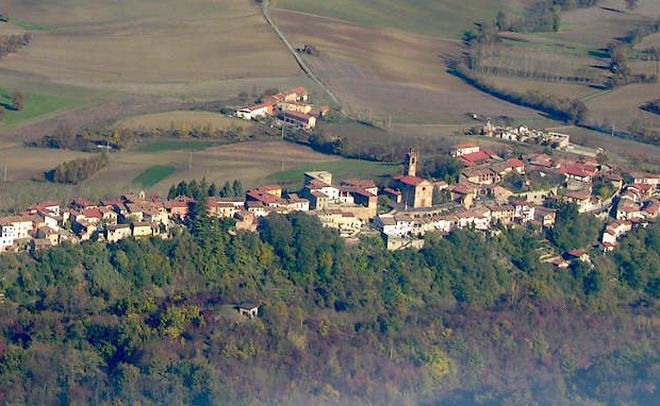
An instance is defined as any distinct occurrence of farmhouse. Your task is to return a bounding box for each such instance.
[458,150,492,167]
[450,143,480,157]
[341,179,378,196]
[316,209,363,238]
[281,101,313,114]
[132,222,153,239]
[562,189,595,213]
[460,167,500,185]
[237,103,273,120]
[281,111,316,130]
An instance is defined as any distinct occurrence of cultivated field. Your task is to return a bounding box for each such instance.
[471,0,660,132]
[115,111,256,132]
[0,0,300,95]
[272,10,542,125]
[273,0,527,39]
[89,141,397,195]
[0,140,398,211]
[0,0,308,138]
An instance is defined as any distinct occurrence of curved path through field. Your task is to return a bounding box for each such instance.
[261,0,342,109]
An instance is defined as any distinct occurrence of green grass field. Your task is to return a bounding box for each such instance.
[0,88,82,127]
[264,159,400,190]
[132,165,177,188]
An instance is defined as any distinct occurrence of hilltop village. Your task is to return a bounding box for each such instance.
[1,136,658,264]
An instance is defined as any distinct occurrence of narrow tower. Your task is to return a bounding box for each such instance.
[405,147,418,177]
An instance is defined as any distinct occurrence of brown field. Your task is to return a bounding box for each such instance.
[0,0,300,94]
[463,0,660,133]
[557,126,660,169]
[0,0,310,142]
[0,144,90,183]
[272,9,541,125]
[490,77,599,100]
[83,141,343,195]
[584,83,660,131]
[0,140,344,210]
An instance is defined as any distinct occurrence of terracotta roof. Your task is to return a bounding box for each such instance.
[567,249,586,258]
[247,191,284,206]
[560,166,591,178]
[252,185,282,196]
[459,151,491,166]
[450,184,473,194]
[283,111,313,122]
[243,103,271,112]
[564,189,591,200]
[394,175,427,187]
[81,208,102,219]
[290,87,307,95]
[341,179,376,189]
[507,158,525,168]
[451,143,478,150]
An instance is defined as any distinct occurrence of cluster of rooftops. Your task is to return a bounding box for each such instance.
[1,141,658,256]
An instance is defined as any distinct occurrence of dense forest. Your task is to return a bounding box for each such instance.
[0,206,657,404]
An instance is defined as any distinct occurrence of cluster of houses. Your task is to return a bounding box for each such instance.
[481,121,571,150]
[236,87,329,131]
[372,145,658,254]
[1,141,658,259]
[0,171,379,254]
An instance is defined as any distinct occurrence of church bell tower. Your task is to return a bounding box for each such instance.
[405,147,418,177]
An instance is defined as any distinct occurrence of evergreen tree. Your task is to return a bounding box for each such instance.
[232,179,244,197]
[167,185,177,200]
[220,181,232,198]
[208,182,218,197]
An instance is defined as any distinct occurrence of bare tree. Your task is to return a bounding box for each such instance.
[624,0,638,10]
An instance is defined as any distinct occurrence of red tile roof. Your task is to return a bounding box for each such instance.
[459,151,491,166]
[508,158,524,168]
[283,111,313,122]
[341,179,376,189]
[567,249,586,258]
[394,175,426,187]
[560,166,591,178]
[81,208,102,219]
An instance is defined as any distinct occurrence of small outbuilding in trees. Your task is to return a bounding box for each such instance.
[235,303,260,319]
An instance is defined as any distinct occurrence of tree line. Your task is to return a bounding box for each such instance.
[607,19,660,88]
[451,62,589,124]
[641,99,660,115]
[45,153,109,184]
[28,122,256,152]
[167,178,244,201]
[0,206,656,404]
